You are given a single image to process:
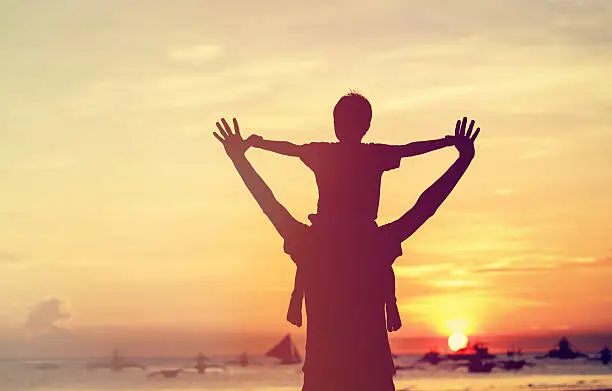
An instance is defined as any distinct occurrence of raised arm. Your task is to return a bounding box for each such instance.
[249,135,302,157]
[213,118,304,240]
[394,136,454,158]
[383,117,480,242]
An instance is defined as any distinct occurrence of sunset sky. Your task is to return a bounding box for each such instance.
[1,0,611,358]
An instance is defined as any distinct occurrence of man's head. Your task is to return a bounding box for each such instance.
[333,92,372,143]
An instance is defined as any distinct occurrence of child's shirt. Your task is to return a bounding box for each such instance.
[299,142,402,222]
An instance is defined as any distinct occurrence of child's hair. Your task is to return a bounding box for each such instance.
[333,91,372,142]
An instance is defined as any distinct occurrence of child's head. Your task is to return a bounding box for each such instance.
[333,92,372,143]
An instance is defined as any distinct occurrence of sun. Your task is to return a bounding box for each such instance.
[448,332,468,351]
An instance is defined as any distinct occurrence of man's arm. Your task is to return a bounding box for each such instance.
[249,135,302,157]
[383,118,480,242]
[393,136,454,158]
[229,154,303,238]
[214,119,303,239]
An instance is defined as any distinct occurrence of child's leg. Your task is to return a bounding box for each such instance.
[286,267,304,327]
[385,266,402,332]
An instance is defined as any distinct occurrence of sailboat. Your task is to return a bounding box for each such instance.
[265,334,302,365]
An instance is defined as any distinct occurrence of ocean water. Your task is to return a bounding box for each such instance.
[2,354,611,391]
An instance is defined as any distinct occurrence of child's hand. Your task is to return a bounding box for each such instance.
[213,117,250,159]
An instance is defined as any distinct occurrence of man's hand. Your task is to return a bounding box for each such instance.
[213,118,249,159]
[453,117,480,158]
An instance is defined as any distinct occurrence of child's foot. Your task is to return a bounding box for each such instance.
[286,297,303,327]
[386,302,402,332]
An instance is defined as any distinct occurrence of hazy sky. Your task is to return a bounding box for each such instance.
[1,0,611,357]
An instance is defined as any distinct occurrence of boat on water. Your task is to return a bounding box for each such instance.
[395,349,445,371]
[453,358,496,373]
[535,337,589,360]
[497,359,536,371]
[194,353,226,373]
[417,350,445,365]
[147,369,182,378]
[265,334,302,365]
[194,353,210,373]
[507,346,523,357]
[587,345,611,365]
[238,352,249,367]
[599,346,611,365]
[226,352,249,367]
[445,343,496,361]
[85,349,146,371]
[468,360,496,373]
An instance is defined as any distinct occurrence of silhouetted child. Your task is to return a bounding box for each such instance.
[248,92,454,332]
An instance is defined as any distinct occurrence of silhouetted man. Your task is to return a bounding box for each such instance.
[214,116,480,391]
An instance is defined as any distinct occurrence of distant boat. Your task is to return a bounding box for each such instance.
[194,353,211,373]
[587,345,611,365]
[467,360,496,373]
[238,352,249,367]
[194,353,226,373]
[265,334,302,365]
[535,337,588,360]
[446,343,496,361]
[33,363,61,370]
[85,349,146,371]
[453,358,496,373]
[226,352,265,367]
[600,346,611,365]
[226,352,249,367]
[417,350,445,365]
[507,346,522,357]
[147,369,182,378]
[497,359,536,371]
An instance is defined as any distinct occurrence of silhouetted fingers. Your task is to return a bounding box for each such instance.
[221,118,233,136]
[216,122,229,138]
[466,119,475,138]
[213,132,224,143]
[455,120,461,136]
[233,118,241,138]
[471,127,480,141]
[460,117,467,137]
